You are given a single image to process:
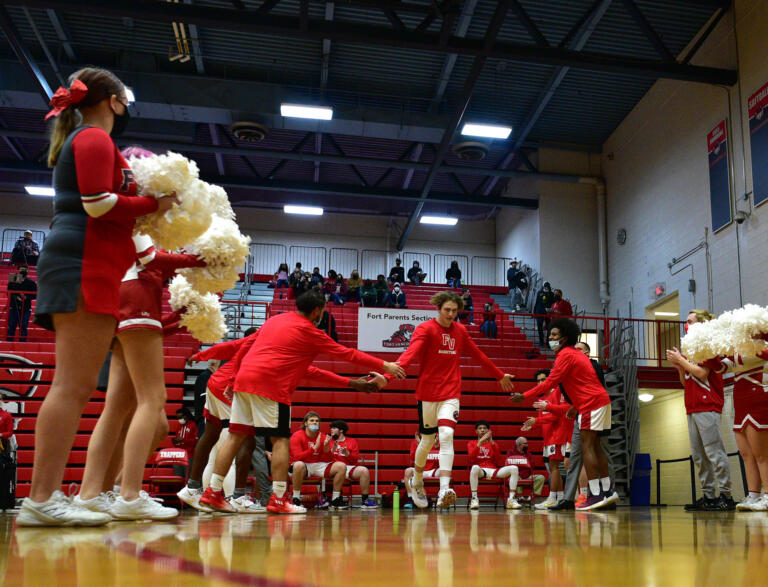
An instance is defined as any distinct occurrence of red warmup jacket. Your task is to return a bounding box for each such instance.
[467,439,505,469]
[505,448,534,479]
[290,428,332,464]
[523,346,610,413]
[0,410,13,441]
[388,318,504,402]
[173,420,198,456]
[532,387,575,445]
[330,437,360,466]
[683,357,725,414]
[231,312,384,405]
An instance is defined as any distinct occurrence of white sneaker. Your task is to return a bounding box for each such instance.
[736,495,759,510]
[469,497,480,510]
[407,477,429,509]
[177,485,213,512]
[747,495,768,512]
[229,495,267,514]
[17,491,112,527]
[506,496,522,510]
[534,495,556,510]
[73,492,115,517]
[436,488,456,509]
[112,491,179,520]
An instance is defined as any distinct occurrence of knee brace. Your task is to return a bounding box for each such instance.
[414,433,435,469]
[438,426,454,472]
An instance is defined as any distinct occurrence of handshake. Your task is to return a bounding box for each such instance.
[349,371,390,394]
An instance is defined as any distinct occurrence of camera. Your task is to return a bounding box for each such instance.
[735,210,750,224]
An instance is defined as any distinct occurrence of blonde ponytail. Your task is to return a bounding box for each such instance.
[47,107,79,167]
[689,309,715,323]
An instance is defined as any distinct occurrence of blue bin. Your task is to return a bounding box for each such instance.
[630,453,652,506]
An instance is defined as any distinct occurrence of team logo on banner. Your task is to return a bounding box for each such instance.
[0,353,43,429]
[382,324,415,348]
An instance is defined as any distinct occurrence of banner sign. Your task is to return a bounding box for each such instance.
[748,81,768,206]
[357,308,436,352]
[707,120,732,232]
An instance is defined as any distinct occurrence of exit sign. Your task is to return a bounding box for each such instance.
[650,283,666,300]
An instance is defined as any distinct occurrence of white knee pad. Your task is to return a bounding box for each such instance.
[438,426,454,472]
[470,465,483,491]
[414,433,435,469]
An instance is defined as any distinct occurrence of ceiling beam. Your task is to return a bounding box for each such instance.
[266,131,314,180]
[429,0,477,113]
[9,0,737,85]
[208,123,226,175]
[509,0,548,47]
[45,9,77,61]
[619,0,674,62]
[0,5,53,102]
[397,0,511,251]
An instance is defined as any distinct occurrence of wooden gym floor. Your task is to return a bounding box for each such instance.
[1,507,766,586]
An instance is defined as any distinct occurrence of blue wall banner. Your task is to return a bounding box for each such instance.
[707,120,732,233]
[748,82,768,207]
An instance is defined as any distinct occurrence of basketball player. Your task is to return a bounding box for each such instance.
[387,291,513,510]
[467,421,523,510]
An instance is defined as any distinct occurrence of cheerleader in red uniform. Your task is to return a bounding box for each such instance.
[19,68,178,527]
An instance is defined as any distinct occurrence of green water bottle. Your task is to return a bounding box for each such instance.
[393,487,400,510]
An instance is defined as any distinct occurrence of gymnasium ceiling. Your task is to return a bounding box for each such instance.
[0,0,735,244]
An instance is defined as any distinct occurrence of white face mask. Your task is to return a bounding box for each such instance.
[548,340,560,351]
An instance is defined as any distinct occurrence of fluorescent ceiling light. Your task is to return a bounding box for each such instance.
[25,185,55,197]
[420,215,458,226]
[284,205,323,216]
[125,87,135,104]
[280,103,333,120]
[654,311,679,317]
[461,123,512,139]
[638,393,654,403]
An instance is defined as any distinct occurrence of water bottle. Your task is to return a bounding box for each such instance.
[393,487,400,510]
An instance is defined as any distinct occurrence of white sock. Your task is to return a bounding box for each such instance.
[273,481,287,498]
[555,491,563,501]
[293,489,301,499]
[332,491,340,500]
[471,491,478,499]
[580,487,588,496]
[750,491,761,499]
[588,479,601,496]
[600,477,611,492]
[210,474,225,492]
[113,485,121,494]
[439,476,450,491]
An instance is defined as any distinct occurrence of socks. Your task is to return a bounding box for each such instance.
[750,491,761,499]
[600,477,611,492]
[293,489,301,500]
[554,491,563,501]
[233,487,246,499]
[332,491,340,500]
[588,479,601,496]
[273,481,287,498]
[472,491,478,499]
[113,484,121,494]
[210,474,225,492]
[439,476,450,491]
[580,487,588,496]
[187,479,202,490]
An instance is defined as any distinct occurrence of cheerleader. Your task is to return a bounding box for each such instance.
[19,68,177,527]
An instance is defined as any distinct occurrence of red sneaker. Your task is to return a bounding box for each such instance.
[267,494,307,514]
[575,493,587,508]
[199,488,235,513]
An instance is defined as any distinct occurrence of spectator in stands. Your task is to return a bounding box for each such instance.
[361,279,377,307]
[268,273,279,289]
[6,264,36,342]
[505,436,546,503]
[328,420,378,509]
[548,289,573,317]
[506,260,519,291]
[316,309,338,342]
[11,230,40,266]
[0,395,15,458]
[386,283,407,309]
[404,432,440,509]
[389,258,405,285]
[534,282,555,347]
[172,407,198,476]
[275,263,290,288]
[289,266,303,288]
[445,260,462,288]
[346,270,362,302]
[293,274,311,298]
[507,261,527,311]
[374,274,389,307]
[324,272,347,305]
[480,302,497,339]
[460,288,474,325]
[407,261,427,285]
[291,411,341,509]
[310,267,324,287]
[294,262,302,273]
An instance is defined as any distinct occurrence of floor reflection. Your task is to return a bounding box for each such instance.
[2,508,767,586]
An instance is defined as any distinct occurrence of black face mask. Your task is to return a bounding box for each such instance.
[19,271,27,277]
[111,106,130,138]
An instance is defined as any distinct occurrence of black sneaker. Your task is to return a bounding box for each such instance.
[684,497,710,511]
[547,499,575,511]
[708,495,736,511]
[331,497,349,510]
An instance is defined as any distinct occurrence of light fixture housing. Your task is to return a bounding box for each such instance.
[638,393,654,403]
[284,205,323,216]
[25,185,55,197]
[125,87,136,104]
[461,123,512,139]
[280,103,333,120]
[654,311,679,317]
[420,216,458,226]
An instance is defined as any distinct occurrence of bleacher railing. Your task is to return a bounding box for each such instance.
[471,256,515,288]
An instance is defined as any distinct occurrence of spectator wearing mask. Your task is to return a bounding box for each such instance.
[389,258,405,285]
[316,309,338,342]
[506,437,546,502]
[289,266,303,288]
[275,263,290,288]
[360,279,377,307]
[507,261,528,311]
[324,273,347,306]
[374,274,389,307]
[480,302,497,339]
[460,288,474,325]
[172,407,198,476]
[310,267,324,287]
[346,270,362,302]
[445,261,462,288]
[11,230,40,266]
[407,261,427,285]
[534,282,555,347]
[6,264,37,342]
[548,289,573,317]
[386,283,407,309]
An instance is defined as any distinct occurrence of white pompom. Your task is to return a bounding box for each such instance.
[680,304,768,363]
[207,184,235,220]
[168,275,226,343]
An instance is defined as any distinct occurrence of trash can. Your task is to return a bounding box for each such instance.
[630,453,652,506]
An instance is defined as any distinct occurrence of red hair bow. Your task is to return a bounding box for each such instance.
[45,79,88,120]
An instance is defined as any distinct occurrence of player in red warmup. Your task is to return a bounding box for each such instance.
[290,411,337,509]
[467,421,522,510]
[328,419,377,509]
[199,290,405,514]
[387,291,513,510]
[511,318,615,511]
[403,433,440,508]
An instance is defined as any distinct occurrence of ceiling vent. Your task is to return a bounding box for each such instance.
[451,141,488,161]
[230,121,269,142]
